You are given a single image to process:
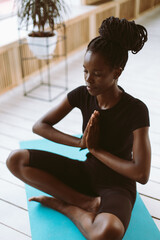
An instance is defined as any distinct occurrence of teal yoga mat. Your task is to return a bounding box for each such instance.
[20,138,160,240]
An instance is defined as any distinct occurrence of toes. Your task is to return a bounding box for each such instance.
[28,196,46,203]
[28,196,39,202]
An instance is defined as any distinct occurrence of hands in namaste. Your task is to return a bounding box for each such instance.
[79,110,100,150]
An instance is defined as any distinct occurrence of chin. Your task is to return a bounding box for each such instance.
[86,87,97,96]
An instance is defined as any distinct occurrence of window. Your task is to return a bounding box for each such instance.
[64,0,81,6]
[0,0,83,20]
[0,0,17,20]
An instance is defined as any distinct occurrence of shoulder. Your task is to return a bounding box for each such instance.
[67,85,88,99]
[68,85,87,94]
[67,85,88,108]
[124,91,149,113]
[122,90,150,131]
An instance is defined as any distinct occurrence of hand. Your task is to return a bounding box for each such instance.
[79,114,93,149]
[86,110,100,150]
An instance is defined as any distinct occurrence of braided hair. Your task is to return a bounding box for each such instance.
[87,16,148,70]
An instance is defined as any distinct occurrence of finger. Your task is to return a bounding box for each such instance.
[87,120,92,134]
[93,110,99,116]
[86,111,99,131]
[90,111,99,122]
[94,111,100,120]
[29,196,39,202]
[28,196,44,203]
[85,121,92,134]
[94,117,99,126]
[90,119,99,136]
[92,114,98,125]
[91,115,94,125]
[91,113,96,122]
[87,127,95,149]
[92,111,99,121]
[87,114,94,127]
[84,117,92,134]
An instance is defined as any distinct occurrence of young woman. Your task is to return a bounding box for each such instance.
[7,16,151,240]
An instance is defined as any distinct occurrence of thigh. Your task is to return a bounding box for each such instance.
[28,149,97,197]
[97,186,136,232]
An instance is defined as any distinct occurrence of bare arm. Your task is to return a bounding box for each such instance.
[87,112,151,184]
[32,96,81,147]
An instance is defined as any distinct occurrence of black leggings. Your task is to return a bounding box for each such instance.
[28,149,136,232]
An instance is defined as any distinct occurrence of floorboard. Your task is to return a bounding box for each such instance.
[140,195,160,219]
[137,181,160,200]
[0,179,27,210]
[0,223,31,240]
[0,200,31,236]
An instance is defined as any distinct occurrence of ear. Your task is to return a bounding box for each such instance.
[113,67,123,80]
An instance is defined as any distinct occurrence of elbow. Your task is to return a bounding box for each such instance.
[32,120,53,136]
[137,173,149,185]
[32,121,41,134]
[132,160,150,184]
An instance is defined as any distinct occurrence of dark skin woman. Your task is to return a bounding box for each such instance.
[6,17,151,240]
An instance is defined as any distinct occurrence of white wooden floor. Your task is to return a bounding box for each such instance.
[0,6,160,239]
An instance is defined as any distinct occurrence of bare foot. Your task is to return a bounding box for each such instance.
[29,195,96,233]
[29,196,69,213]
[29,195,100,214]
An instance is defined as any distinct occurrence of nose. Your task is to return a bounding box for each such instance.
[85,73,94,84]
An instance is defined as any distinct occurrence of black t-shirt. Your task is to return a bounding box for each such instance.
[67,85,150,192]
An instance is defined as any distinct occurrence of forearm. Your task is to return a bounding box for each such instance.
[32,122,81,148]
[90,148,143,183]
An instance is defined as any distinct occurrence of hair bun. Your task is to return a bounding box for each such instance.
[99,16,148,54]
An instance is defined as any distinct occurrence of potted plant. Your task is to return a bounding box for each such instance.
[17,0,68,59]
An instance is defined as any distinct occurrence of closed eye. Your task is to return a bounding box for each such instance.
[83,67,102,77]
[94,72,102,77]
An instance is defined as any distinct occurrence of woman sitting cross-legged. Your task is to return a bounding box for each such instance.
[6,16,151,240]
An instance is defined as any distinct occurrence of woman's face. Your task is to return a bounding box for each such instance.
[83,50,119,96]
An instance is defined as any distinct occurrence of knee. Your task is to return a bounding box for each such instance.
[103,216,124,240]
[6,149,30,174]
[91,213,125,240]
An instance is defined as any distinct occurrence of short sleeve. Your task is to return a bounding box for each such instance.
[67,86,85,108]
[131,100,150,131]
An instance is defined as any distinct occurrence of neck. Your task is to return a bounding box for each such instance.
[96,84,123,110]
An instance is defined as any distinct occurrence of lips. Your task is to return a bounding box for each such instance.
[86,86,92,91]
[86,85,95,90]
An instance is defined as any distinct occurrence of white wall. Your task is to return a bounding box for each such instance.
[64,0,82,6]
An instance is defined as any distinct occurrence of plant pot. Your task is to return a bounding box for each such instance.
[27,31,58,59]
